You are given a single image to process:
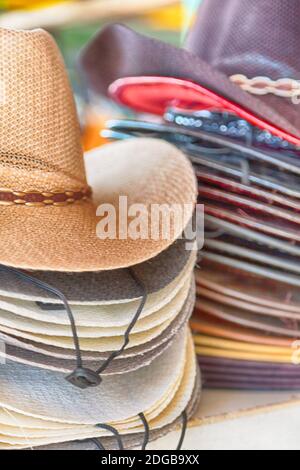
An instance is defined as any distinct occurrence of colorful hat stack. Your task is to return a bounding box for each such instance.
[81,0,300,392]
[0,27,199,450]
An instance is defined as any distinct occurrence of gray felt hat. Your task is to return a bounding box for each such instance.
[0,238,193,305]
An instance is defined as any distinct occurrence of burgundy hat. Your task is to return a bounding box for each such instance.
[80,0,300,146]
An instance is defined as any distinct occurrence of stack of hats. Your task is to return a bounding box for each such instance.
[81,0,300,392]
[0,27,199,450]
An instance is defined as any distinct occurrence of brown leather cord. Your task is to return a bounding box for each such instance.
[0,264,148,390]
[0,187,92,206]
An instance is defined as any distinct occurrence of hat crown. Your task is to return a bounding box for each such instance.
[0,28,86,192]
[186,0,300,81]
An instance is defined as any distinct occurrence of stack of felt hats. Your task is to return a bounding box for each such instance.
[80,0,300,392]
[0,27,200,450]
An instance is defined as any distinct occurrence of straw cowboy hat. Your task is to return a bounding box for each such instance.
[81,0,300,146]
[32,373,201,450]
[0,281,195,374]
[0,333,200,450]
[0,28,196,272]
[0,330,193,425]
[0,371,201,450]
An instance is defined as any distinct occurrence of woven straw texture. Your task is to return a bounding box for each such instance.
[0,285,189,340]
[30,370,201,451]
[0,28,197,272]
[0,251,195,326]
[0,279,195,368]
[0,277,195,374]
[0,238,192,304]
[0,345,200,450]
[0,28,85,191]
[0,277,191,349]
[0,330,188,425]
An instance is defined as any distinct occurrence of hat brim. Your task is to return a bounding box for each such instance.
[0,280,195,364]
[0,255,194,331]
[194,298,300,338]
[200,361,300,378]
[196,344,295,364]
[0,331,189,426]
[80,24,300,146]
[3,281,194,375]
[194,334,294,358]
[191,315,295,347]
[200,186,300,224]
[195,262,300,313]
[204,206,300,242]
[197,171,299,210]
[201,373,300,391]
[201,252,300,288]
[0,138,196,272]
[199,356,300,374]
[0,201,169,272]
[32,370,201,450]
[0,278,191,347]
[196,284,299,320]
[0,238,192,305]
[1,321,181,375]
[0,337,200,450]
[110,76,300,146]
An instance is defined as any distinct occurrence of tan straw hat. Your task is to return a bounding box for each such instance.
[0,28,196,272]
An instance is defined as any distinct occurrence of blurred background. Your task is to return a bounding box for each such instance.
[0,0,202,150]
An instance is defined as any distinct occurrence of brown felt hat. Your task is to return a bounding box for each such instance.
[0,28,196,272]
[80,0,300,145]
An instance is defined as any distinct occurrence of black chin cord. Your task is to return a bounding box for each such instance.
[177,411,188,451]
[92,413,149,451]
[139,413,150,450]
[84,423,124,451]
[0,265,147,390]
[92,409,188,451]
[95,268,147,376]
[0,265,83,368]
[137,409,188,451]
[90,438,106,451]
[95,423,124,450]
[1,265,189,451]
